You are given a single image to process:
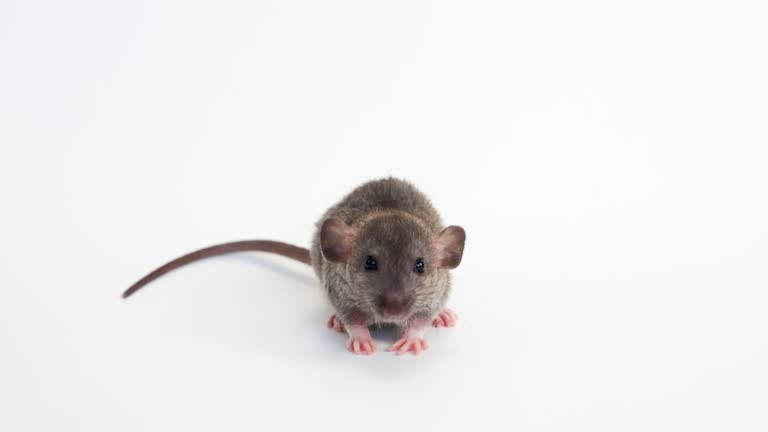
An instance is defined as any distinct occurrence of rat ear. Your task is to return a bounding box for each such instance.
[320,217,357,262]
[431,226,466,269]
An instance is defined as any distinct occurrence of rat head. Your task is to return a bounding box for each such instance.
[320,213,465,322]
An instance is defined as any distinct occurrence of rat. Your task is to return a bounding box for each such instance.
[123,177,466,355]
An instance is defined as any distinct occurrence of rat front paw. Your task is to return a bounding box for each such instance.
[327,313,345,333]
[432,308,458,328]
[346,334,376,355]
[388,335,429,355]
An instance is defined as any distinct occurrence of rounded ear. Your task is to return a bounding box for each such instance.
[320,217,357,262]
[431,225,466,269]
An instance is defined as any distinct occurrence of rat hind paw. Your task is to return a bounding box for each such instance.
[432,308,458,328]
[327,314,345,333]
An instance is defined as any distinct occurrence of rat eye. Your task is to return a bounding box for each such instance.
[414,258,425,273]
[364,256,378,271]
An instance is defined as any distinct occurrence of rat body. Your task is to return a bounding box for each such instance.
[124,178,465,355]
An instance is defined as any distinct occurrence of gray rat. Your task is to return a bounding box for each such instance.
[123,177,466,355]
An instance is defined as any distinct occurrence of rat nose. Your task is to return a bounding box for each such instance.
[378,291,407,317]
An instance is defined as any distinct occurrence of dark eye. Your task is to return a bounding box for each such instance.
[414,258,425,273]
[364,256,378,271]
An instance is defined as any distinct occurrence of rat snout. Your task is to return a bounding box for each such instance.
[376,291,410,318]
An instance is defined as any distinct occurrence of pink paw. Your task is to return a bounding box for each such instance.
[432,308,458,328]
[327,314,345,333]
[388,335,429,355]
[346,334,376,355]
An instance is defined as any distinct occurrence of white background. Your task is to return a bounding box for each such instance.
[1,1,767,431]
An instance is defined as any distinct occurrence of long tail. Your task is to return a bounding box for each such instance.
[122,240,311,298]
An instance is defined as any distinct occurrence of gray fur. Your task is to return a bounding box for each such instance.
[310,178,460,328]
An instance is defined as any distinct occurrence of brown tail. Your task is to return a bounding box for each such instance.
[122,240,311,298]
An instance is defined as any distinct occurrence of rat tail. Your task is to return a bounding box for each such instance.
[122,240,311,298]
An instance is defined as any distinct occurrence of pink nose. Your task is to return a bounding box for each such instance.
[381,299,404,316]
[379,292,407,317]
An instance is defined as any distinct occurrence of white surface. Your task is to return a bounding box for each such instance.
[1,1,767,431]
